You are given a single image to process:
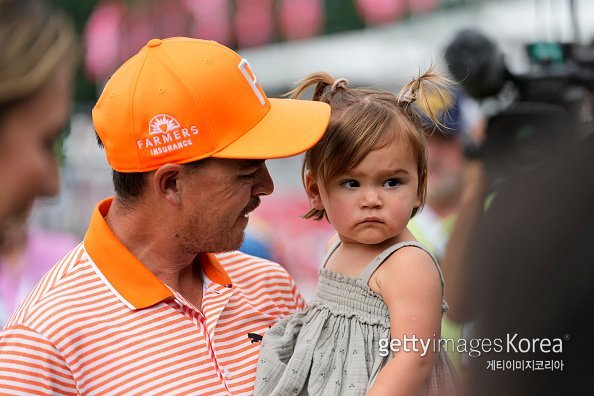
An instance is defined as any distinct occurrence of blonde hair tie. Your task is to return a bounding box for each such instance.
[331,78,349,91]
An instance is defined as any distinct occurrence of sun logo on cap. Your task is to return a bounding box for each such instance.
[149,114,181,135]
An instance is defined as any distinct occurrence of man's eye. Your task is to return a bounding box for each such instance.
[240,171,258,180]
[340,180,359,188]
[383,179,400,188]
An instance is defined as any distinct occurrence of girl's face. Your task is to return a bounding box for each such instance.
[307,138,421,246]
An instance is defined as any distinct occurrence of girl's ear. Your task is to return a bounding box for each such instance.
[305,172,324,211]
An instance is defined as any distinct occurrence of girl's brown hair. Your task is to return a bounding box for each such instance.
[293,67,453,220]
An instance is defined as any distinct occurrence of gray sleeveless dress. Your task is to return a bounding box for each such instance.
[254,240,458,396]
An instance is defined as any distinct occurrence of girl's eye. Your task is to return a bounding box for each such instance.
[383,178,400,188]
[340,180,359,188]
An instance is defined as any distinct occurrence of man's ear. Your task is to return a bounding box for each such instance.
[153,163,183,207]
[304,172,324,211]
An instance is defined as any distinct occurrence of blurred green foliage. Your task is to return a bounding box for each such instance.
[324,0,365,34]
[50,0,100,103]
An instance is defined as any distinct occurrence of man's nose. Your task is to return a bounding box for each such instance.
[252,162,274,197]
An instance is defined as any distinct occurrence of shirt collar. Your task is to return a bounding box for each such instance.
[84,197,232,310]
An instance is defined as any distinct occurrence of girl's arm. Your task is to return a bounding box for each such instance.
[367,247,443,396]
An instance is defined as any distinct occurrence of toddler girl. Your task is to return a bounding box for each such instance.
[255,69,458,395]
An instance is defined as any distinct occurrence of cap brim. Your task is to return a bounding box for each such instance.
[212,98,331,159]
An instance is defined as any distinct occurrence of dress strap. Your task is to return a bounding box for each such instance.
[321,237,342,268]
[359,241,446,294]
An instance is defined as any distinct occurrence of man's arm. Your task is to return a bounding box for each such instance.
[0,325,77,395]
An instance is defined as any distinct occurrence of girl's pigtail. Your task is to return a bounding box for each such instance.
[286,72,339,101]
[397,66,455,130]
[290,73,349,222]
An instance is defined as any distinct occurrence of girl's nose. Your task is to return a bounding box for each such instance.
[361,188,382,208]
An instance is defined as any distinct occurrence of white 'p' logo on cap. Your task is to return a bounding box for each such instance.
[238,59,265,106]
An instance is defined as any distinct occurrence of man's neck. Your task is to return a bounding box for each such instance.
[105,198,204,308]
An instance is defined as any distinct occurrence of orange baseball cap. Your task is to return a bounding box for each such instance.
[92,37,331,172]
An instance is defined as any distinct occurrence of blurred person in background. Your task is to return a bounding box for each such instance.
[0,0,76,227]
[409,90,484,370]
[0,0,77,326]
[409,91,483,262]
[439,27,594,391]
[462,133,594,395]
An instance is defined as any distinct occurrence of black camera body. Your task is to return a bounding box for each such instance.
[445,29,594,183]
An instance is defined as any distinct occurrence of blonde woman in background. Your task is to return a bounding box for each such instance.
[0,0,78,326]
[0,0,76,229]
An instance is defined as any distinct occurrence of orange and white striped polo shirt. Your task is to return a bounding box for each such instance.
[0,198,304,395]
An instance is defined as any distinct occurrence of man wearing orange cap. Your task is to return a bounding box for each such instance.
[0,38,330,394]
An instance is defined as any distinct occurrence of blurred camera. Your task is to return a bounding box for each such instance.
[445,28,594,183]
